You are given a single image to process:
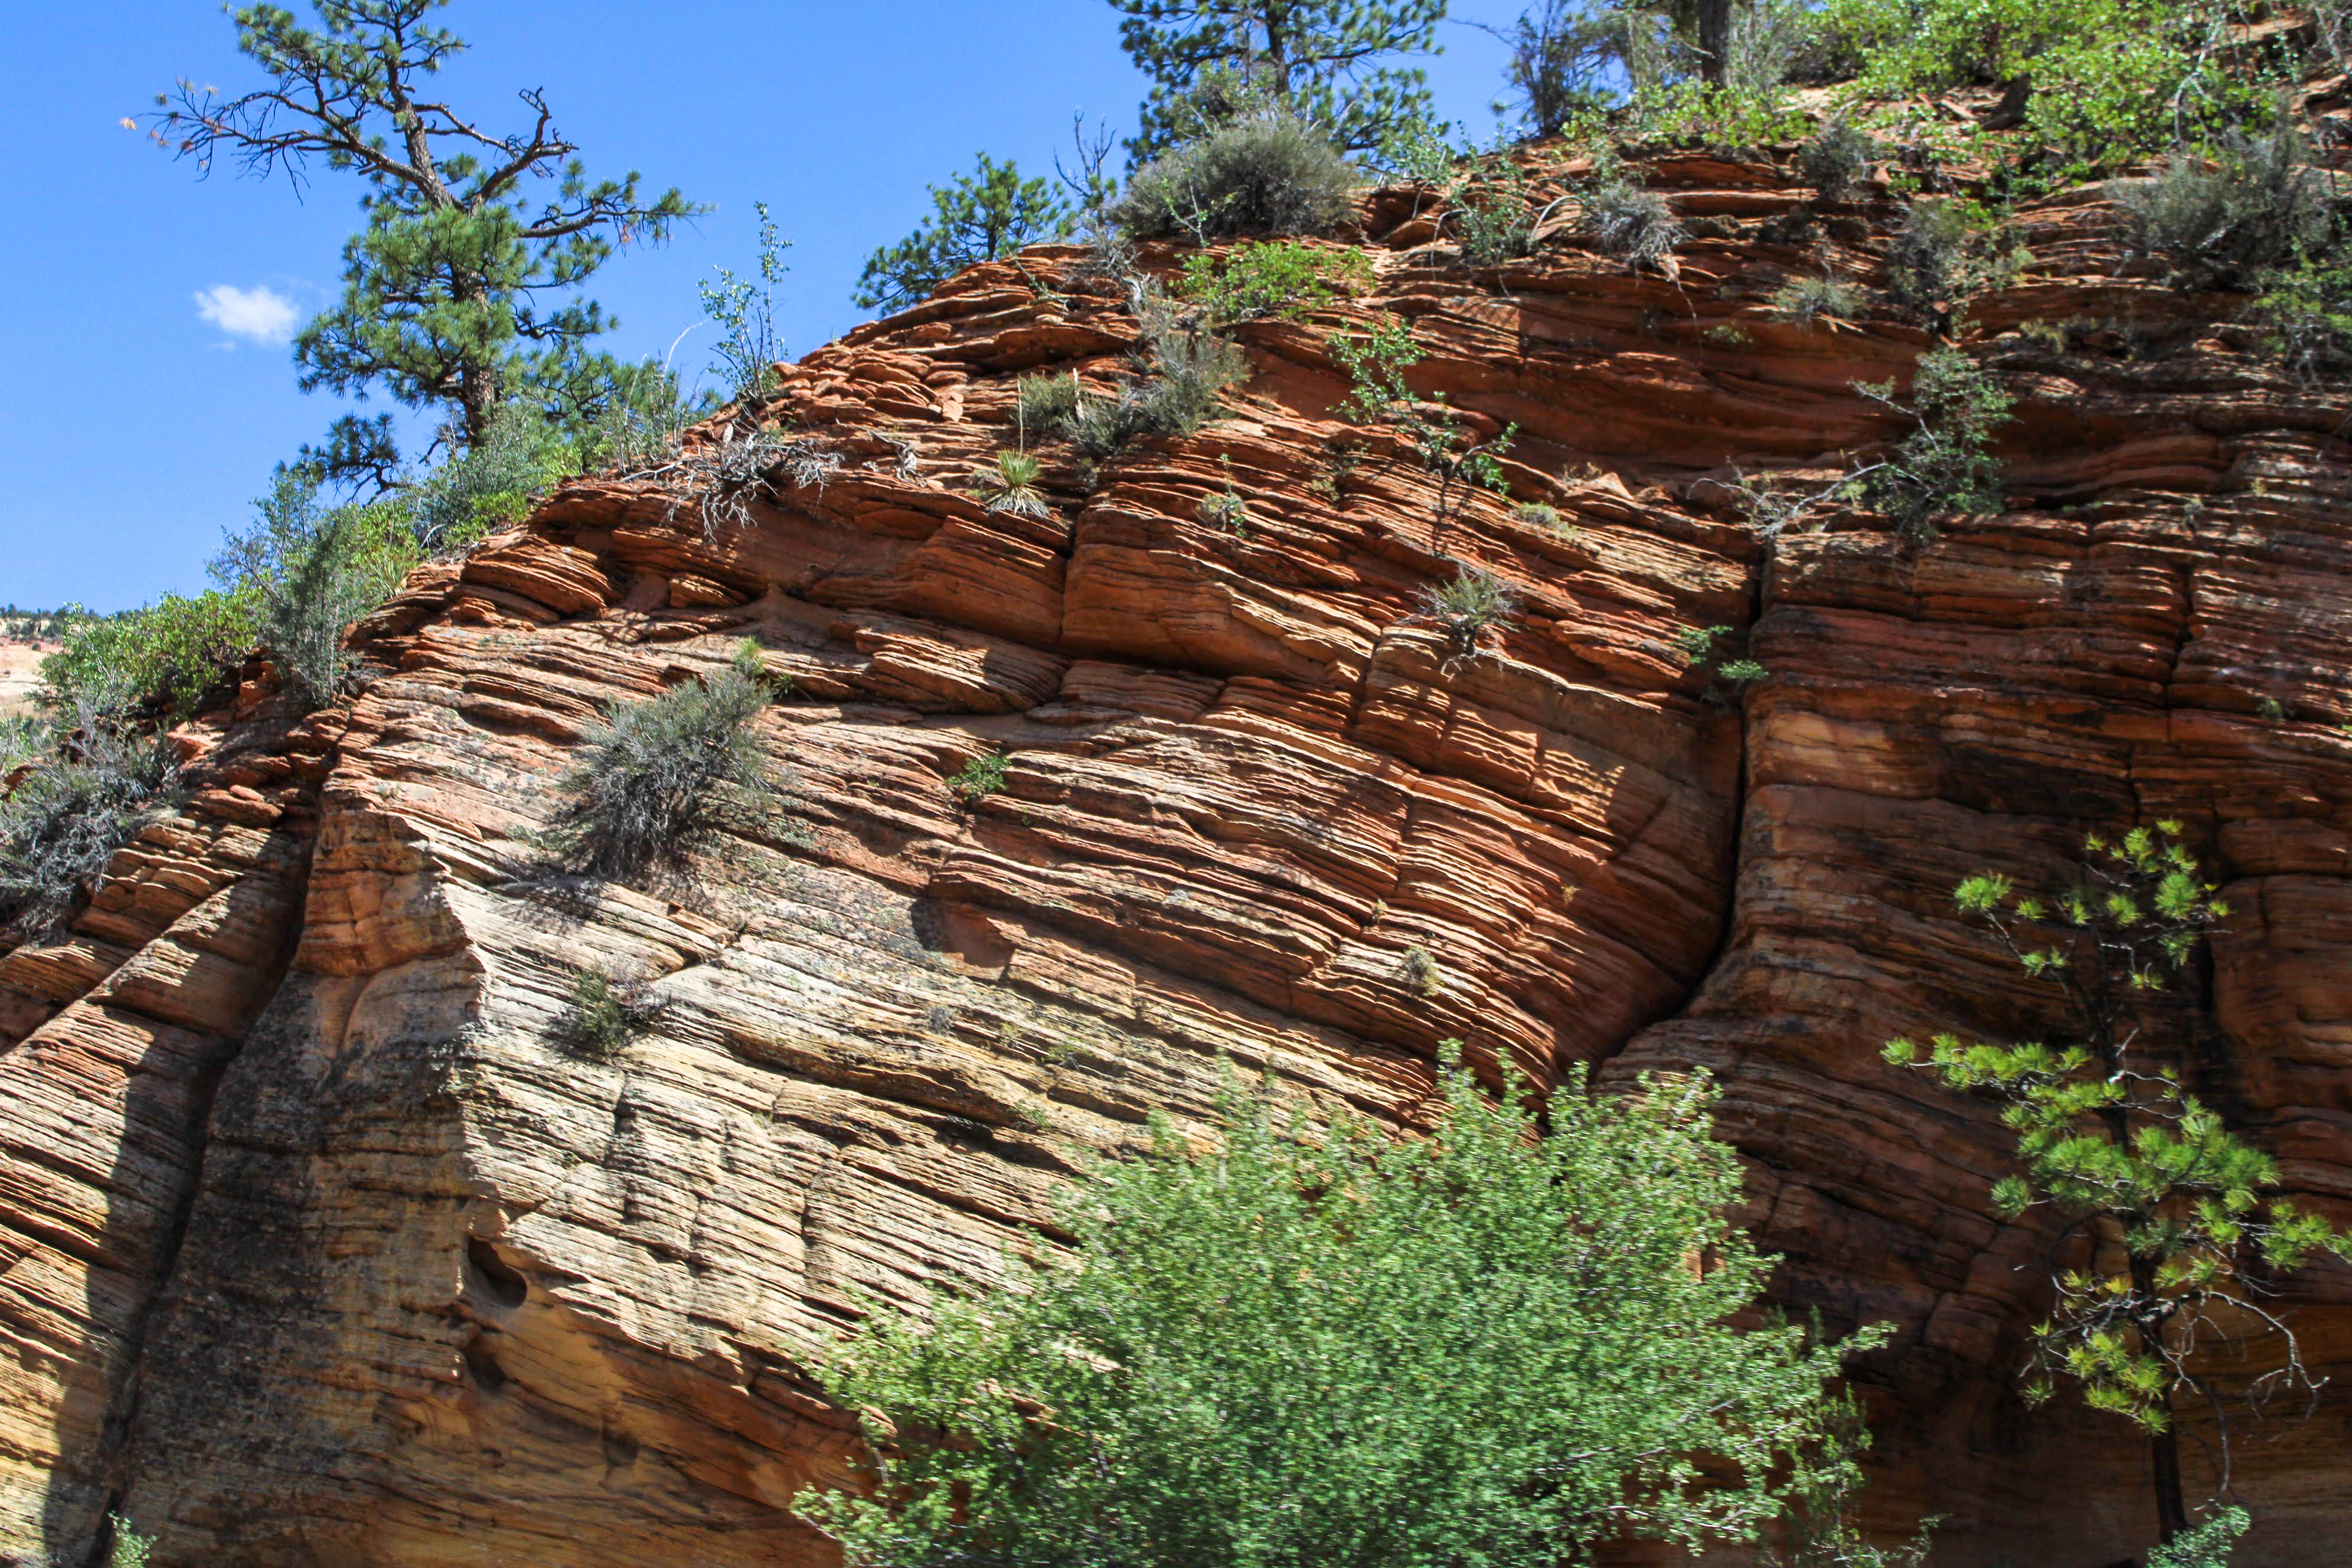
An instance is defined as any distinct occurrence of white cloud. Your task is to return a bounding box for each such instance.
[194,284,299,346]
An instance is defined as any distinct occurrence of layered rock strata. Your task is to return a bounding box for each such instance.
[0,149,2347,1567]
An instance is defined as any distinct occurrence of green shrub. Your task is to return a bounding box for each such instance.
[1514,501,1573,537]
[0,714,181,939]
[1113,113,1360,241]
[805,1050,1882,1568]
[214,473,421,710]
[2121,130,2329,290]
[1177,240,1373,322]
[1054,295,1247,466]
[40,589,262,722]
[1770,274,1866,327]
[541,642,775,880]
[2147,1509,2249,1568]
[1452,159,1538,267]
[1399,943,1442,995]
[2255,254,2352,378]
[1330,323,1515,517]
[1416,566,1521,660]
[586,357,710,474]
[701,200,791,404]
[551,965,667,1061]
[411,398,577,554]
[1796,120,1875,201]
[978,450,1051,519]
[106,1514,155,1568]
[1676,624,1769,699]
[1883,198,2028,325]
[1580,157,1683,270]
[947,749,1008,802]
[1014,371,1084,439]
[1854,348,2013,543]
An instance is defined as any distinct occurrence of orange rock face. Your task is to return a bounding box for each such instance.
[0,155,2347,1567]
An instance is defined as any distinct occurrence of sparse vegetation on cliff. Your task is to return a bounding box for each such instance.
[551,966,668,1061]
[541,642,777,881]
[809,1053,1884,1568]
[1113,112,1362,241]
[0,713,179,940]
[855,156,1072,315]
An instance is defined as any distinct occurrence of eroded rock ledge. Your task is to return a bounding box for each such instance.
[1,152,2347,1567]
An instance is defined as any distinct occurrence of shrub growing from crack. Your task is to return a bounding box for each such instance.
[948,750,1009,803]
[1769,274,1864,328]
[541,642,776,881]
[1796,120,1874,202]
[1177,240,1373,323]
[1883,198,2028,326]
[1400,945,1443,997]
[1015,372,1084,439]
[1416,566,1521,661]
[0,712,181,940]
[1581,157,1682,271]
[1854,348,2013,544]
[552,965,668,1062]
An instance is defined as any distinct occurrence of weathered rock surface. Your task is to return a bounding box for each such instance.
[0,151,2347,1568]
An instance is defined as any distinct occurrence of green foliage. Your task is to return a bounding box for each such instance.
[0,714,181,940]
[40,590,263,723]
[1580,153,1683,270]
[107,1514,155,1568]
[947,750,1009,802]
[979,451,1052,519]
[701,201,792,404]
[2122,130,2330,291]
[1112,0,1446,159]
[410,398,577,553]
[1451,156,1538,267]
[2254,253,2352,380]
[1515,500,1574,537]
[1852,349,2012,544]
[214,472,422,709]
[1177,240,1373,322]
[584,358,711,474]
[1887,824,2352,1525]
[2146,1508,2249,1568]
[1050,293,1249,466]
[855,155,1074,315]
[551,965,667,1062]
[1770,274,1865,328]
[805,1053,1882,1568]
[1329,322,1515,517]
[1797,119,1875,202]
[1883,198,2030,326]
[541,642,776,881]
[1415,565,1521,659]
[1817,0,2258,170]
[1198,457,1253,533]
[1675,623,1768,697]
[1015,371,1086,439]
[153,1,695,478]
[1112,113,1361,241]
[1399,942,1442,995]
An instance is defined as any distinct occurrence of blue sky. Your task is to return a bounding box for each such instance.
[1,1,1520,613]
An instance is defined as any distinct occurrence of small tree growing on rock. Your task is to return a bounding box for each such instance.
[1886,822,2352,1547]
[804,1048,1886,1568]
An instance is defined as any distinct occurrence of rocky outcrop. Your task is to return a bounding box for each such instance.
[1,149,2348,1568]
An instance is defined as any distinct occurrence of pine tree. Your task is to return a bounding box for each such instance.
[1887,823,2352,1547]
[148,1,697,486]
[1109,0,1448,158]
[852,154,1072,315]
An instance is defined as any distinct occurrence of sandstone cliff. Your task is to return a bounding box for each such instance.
[1,145,2347,1568]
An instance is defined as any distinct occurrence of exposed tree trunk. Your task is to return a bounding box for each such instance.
[2132,1255,2190,1544]
[1696,0,1732,87]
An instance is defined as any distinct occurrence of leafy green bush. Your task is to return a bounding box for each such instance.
[1053,293,1247,467]
[410,398,577,553]
[1797,120,1875,201]
[805,1053,1880,1568]
[1770,274,1866,328]
[701,201,792,404]
[1177,240,1373,322]
[2147,1508,2249,1568]
[2121,130,2329,290]
[1675,623,1769,699]
[1330,322,1515,517]
[1113,113,1360,241]
[540,642,776,880]
[586,357,711,474]
[551,965,667,1061]
[214,473,421,710]
[947,749,1008,802]
[2255,254,2352,379]
[1451,158,1539,267]
[0,714,180,939]
[40,589,262,722]
[1883,198,2028,326]
[1415,566,1521,659]
[1854,349,2013,543]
